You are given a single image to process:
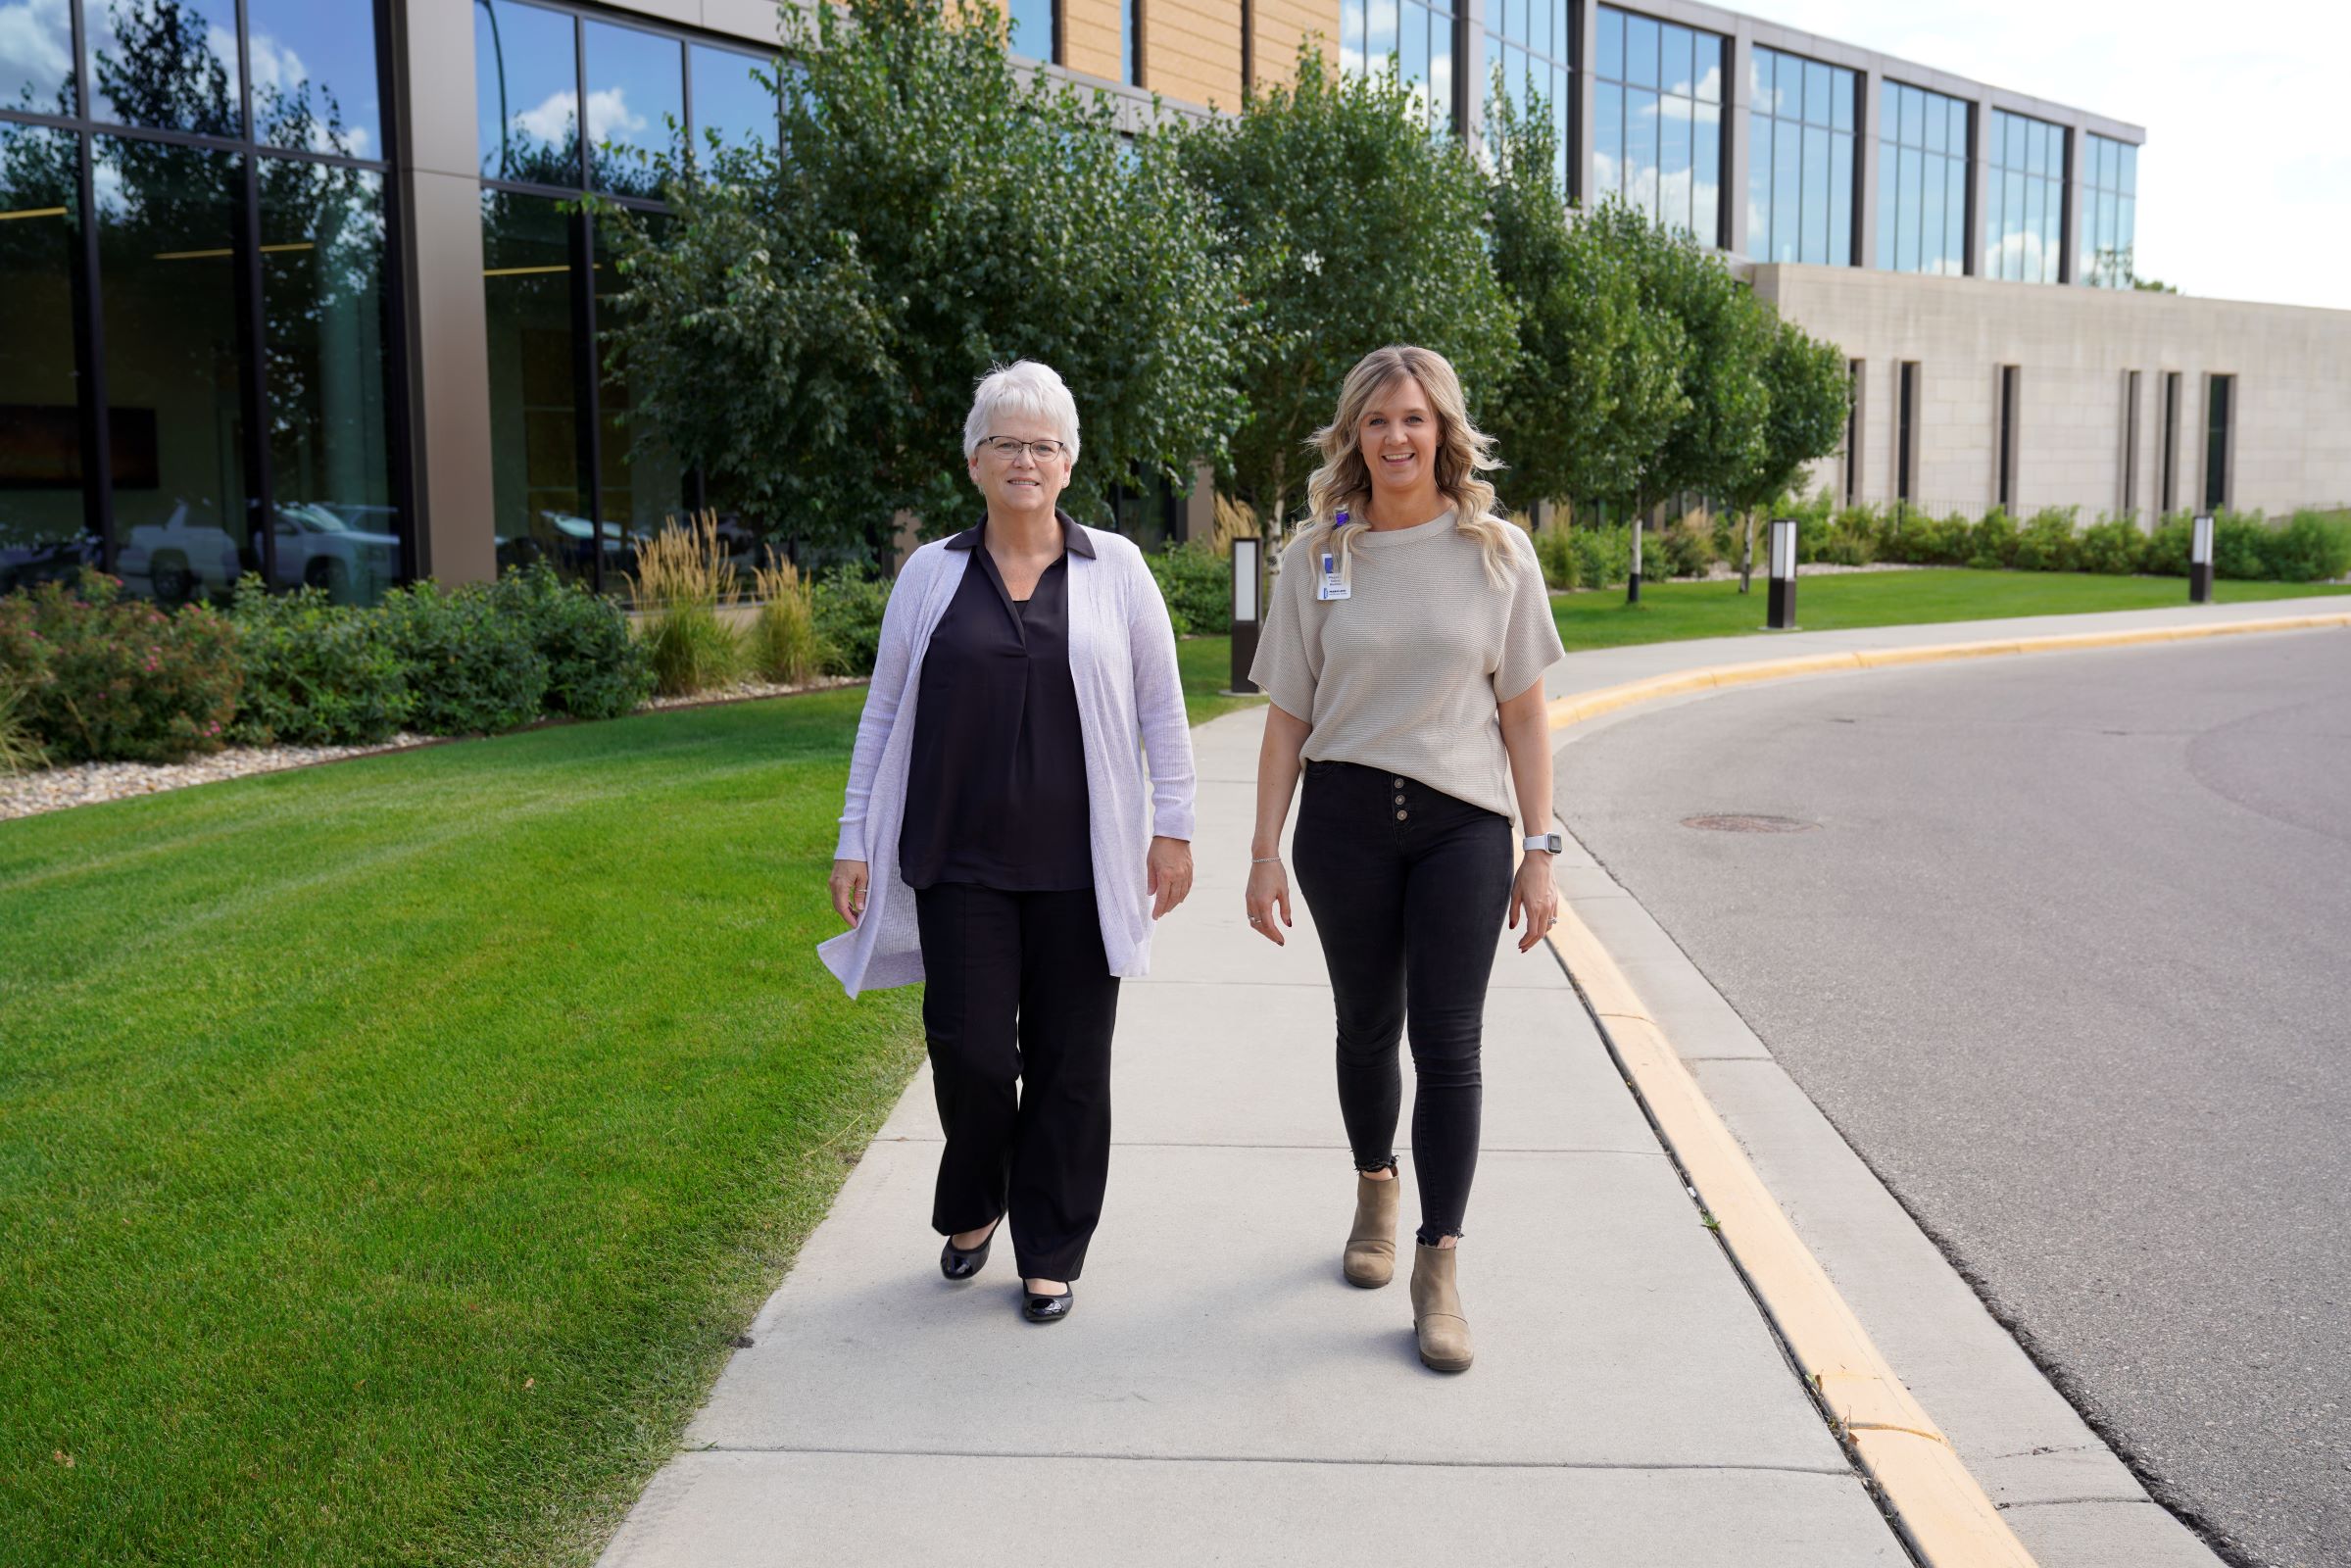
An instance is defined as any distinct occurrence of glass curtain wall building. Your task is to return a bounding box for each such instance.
[1877,81,1970,276]
[1340,0,1457,132]
[1483,0,1572,188]
[2080,131,2136,288]
[1589,6,1721,246]
[472,0,773,593]
[0,0,404,605]
[1986,108,2066,283]
[1747,45,1854,267]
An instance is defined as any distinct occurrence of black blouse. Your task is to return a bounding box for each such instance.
[898,514,1095,893]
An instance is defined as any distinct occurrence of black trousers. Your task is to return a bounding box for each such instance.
[913,882,1120,1281]
[1292,760,1514,1245]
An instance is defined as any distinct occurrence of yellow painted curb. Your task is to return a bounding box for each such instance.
[1549,610,2351,730]
[1548,908,2038,1567]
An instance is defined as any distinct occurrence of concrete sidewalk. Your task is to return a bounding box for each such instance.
[598,593,2336,1566]
[598,709,1907,1565]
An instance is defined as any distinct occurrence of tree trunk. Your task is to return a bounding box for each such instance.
[1739,509,1754,594]
[1627,507,1643,605]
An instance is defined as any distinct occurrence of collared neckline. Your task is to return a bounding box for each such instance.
[945,509,1097,558]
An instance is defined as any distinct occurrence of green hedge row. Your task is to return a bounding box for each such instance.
[0,565,652,767]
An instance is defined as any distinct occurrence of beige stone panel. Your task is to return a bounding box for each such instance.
[1756,264,2351,521]
[1066,0,1124,81]
[1147,0,1243,109]
[1252,0,1339,93]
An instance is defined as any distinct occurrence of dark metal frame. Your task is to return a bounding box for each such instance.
[9,0,411,586]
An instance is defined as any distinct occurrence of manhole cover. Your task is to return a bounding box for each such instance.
[1681,813,1818,834]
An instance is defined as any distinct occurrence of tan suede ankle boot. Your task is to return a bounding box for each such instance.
[1409,1243,1473,1372]
[1342,1172,1399,1288]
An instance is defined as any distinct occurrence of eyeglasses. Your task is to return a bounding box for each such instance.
[981,437,1069,464]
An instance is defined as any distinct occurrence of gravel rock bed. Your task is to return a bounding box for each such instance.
[1,676,865,823]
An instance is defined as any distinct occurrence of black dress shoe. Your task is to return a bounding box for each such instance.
[940,1221,998,1282]
[1022,1283,1074,1324]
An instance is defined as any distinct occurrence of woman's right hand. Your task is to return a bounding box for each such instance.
[1244,857,1292,947]
[829,859,870,927]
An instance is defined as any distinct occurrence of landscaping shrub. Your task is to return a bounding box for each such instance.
[1883,507,1969,566]
[0,676,49,774]
[2012,507,2082,573]
[1656,515,1718,578]
[226,577,413,747]
[2265,509,2351,582]
[1147,540,1231,636]
[628,512,748,697]
[812,565,892,676]
[749,550,826,684]
[1966,507,2021,570]
[2143,514,2193,576]
[381,580,549,735]
[489,563,653,719]
[1532,523,1578,590]
[2076,515,2145,574]
[1569,523,1632,589]
[0,572,238,762]
[2212,510,2271,579]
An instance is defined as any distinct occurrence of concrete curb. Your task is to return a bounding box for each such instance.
[1544,611,2351,732]
[1547,902,2036,1568]
[1530,612,2344,1565]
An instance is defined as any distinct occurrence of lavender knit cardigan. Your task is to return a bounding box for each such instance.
[818,523,1198,997]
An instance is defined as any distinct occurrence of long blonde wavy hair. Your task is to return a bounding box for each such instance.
[1301,345,1515,590]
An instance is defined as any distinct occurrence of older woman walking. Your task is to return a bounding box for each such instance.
[1244,345,1566,1372]
[820,360,1196,1324]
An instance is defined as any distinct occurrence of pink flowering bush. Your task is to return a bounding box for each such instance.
[0,572,241,763]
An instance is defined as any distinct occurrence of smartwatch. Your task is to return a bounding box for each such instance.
[1523,832,1564,855]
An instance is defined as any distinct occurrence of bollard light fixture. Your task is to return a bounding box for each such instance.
[1228,534,1263,694]
[2189,513,2215,604]
[1767,516,1798,629]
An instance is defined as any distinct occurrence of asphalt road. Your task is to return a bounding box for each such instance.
[1555,629,2351,1568]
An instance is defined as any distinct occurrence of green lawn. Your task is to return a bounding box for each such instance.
[1177,633,1264,728]
[1549,568,2351,652]
[0,693,923,1567]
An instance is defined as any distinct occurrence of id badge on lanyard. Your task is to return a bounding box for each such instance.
[1317,510,1352,601]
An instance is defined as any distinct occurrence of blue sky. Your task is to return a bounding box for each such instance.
[1751,0,2351,310]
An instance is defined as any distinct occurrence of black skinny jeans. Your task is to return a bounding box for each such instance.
[913,883,1120,1282]
[1292,760,1514,1245]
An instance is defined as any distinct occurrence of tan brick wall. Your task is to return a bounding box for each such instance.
[1145,0,1244,110]
[1064,0,1124,83]
[1251,0,1339,95]
[1754,266,2351,521]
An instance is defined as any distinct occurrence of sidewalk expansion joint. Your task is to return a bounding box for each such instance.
[684,1443,1857,1479]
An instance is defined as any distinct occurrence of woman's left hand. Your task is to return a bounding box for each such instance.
[1147,836,1194,919]
[1508,853,1559,954]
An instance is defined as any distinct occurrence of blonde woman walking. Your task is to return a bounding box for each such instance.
[1243,345,1566,1371]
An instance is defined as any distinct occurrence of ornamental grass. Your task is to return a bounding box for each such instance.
[628,511,748,697]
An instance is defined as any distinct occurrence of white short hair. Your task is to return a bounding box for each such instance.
[962,360,1081,463]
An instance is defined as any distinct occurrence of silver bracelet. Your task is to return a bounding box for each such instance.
[1250,856,1281,864]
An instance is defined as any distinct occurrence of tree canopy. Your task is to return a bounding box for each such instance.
[598,0,1246,564]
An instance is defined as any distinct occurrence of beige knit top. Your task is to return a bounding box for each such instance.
[1249,511,1566,823]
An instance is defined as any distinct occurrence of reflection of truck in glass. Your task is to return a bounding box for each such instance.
[0,532,101,594]
[116,502,245,604]
[115,502,400,605]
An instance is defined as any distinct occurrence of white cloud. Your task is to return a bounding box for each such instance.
[513,85,648,147]
[0,0,73,94]
[244,30,311,96]
[513,89,576,145]
[1748,0,2351,310]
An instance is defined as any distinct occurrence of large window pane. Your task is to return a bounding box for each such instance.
[1748,112,1771,254]
[1403,6,1431,118]
[0,122,98,591]
[1367,0,1397,66]
[1595,5,1622,81]
[0,0,76,115]
[689,44,776,155]
[1803,59,1829,127]
[94,135,249,606]
[476,0,579,185]
[1771,112,1798,261]
[1006,0,1053,60]
[1661,24,1691,97]
[88,0,243,137]
[1895,145,1921,271]
[1693,32,1720,103]
[1692,97,1719,247]
[1943,158,1966,274]
[1594,78,1623,195]
[1341,0,1366,74]
[595,212,682,588]
[1625,85,1658,218]
[481,190,588,583]
[1660,88,1690,231]
[584,19,682,197]
[258,158,400,605]
[1624,12,1657,88]
[1827,130,1851,266]
[1799,123,1827,264]
[1919,152,1944,275]
[247,0,381,159]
